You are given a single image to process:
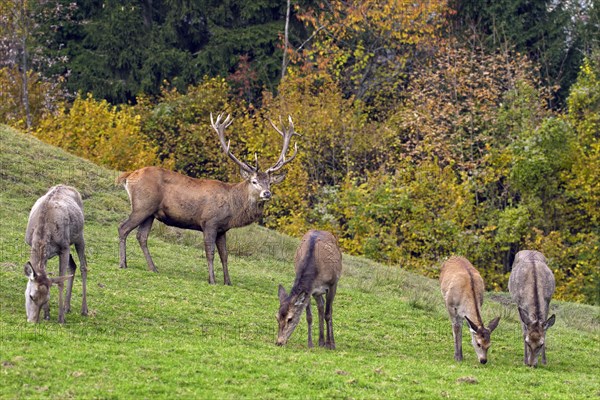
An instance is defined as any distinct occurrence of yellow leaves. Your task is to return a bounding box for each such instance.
[35,93,161,171]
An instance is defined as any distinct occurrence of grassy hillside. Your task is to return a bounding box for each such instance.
[0,125,598,399]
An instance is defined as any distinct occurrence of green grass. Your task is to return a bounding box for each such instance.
[1,125,599,399]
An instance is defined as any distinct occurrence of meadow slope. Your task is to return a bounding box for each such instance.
[0,125,598,399]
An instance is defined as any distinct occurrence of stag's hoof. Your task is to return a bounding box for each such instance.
[324,342,336,350]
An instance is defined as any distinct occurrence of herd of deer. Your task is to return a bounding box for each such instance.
[21,114,555,366]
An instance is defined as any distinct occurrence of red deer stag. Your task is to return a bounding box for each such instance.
[24,185,89,323]
[508,250,556,367]
[440,256,500,364]
[117,114,299,285]
[276,230,342,349]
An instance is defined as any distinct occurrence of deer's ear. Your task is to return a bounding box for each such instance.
[278,284,287,303]
[544,314,556,330]
[464,316,478,333]
[488,316,500,332]
[24,262,35,280]
[518,307,532,325]
[270,173,286,184]
[50,274,73,287]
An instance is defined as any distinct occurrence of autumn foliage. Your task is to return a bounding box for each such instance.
[3,2,598,304]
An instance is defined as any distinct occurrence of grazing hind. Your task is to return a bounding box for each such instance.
[24,185,89,323]
[276,230,342,349]
[509,250,556,367]
[440,256,500,364]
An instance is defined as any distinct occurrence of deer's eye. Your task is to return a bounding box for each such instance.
[251,179,258,185]
[477,343,481,348]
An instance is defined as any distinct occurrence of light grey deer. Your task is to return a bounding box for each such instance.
[276,230,342,349]
[440,256,501,364]
[509,250,556,367]
[117,114,298,285]
[24,185,89,323]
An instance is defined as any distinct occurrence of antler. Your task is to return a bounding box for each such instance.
[210,113,257,173]
[266,115,300,173]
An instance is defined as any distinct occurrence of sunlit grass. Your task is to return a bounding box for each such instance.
[1,125,599,399]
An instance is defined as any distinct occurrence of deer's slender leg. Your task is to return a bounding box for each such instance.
[452,316,463,361]
[306,300,314,348]
[203,229,217,285]
[315,294,325,347]
[118,213,149,269]
[215,232,230,285]
[64,254,77,313]
[521,323,528,365]
[324,284,337,349]
[136,216,157,272]
[541,343,547,365]
[74,240,88,316]
[57,249,69,324]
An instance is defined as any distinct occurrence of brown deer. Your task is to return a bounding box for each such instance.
[24,185,89,323]
[508,250,556,367]
[276,230,342,349]
[117,114,299,285]
[440,256,500,364]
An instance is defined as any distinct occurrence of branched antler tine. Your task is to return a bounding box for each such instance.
[209,112,255,173]
[268,118,285,137]
[266,115,299,173]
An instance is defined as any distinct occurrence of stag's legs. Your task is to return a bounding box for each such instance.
[306,300,314,348]
[75,240,88,316]
[136,217,157,272]
[118,213,150,269]
[452,317,463,361]
[324,285,337,349]
[203,230,217,285]
[64,254,77,313]
[215,232,230,285]
[315,294,325,347]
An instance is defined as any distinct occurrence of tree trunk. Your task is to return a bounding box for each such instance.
[19,0,31,130]
[281,0,291,79]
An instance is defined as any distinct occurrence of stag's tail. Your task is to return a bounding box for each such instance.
[116,171,133,185]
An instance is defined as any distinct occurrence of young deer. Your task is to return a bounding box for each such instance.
[276,230,342,349]
[117,114,298,285]
[24,185,89,323]
[509,250,556,367]
[440,256,500,364]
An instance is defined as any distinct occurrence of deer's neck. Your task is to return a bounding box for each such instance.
[290,235,318,297]
[228,181,265,229]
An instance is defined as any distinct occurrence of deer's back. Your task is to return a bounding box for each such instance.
[294,230,342,292]
[440,256,484,309]
[122,167,245,228]
[26,185,84,251]
[509,250,555,317]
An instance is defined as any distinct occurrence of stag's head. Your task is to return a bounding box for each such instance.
[465,316,501,364]
[275,284,308,346]
[518,308,555,367]
[210,113,299,201]
[24,261,70,323]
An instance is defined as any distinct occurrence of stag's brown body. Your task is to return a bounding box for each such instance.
[277,230,342,349]
[118,114,298,285]
[440,256,500,364]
